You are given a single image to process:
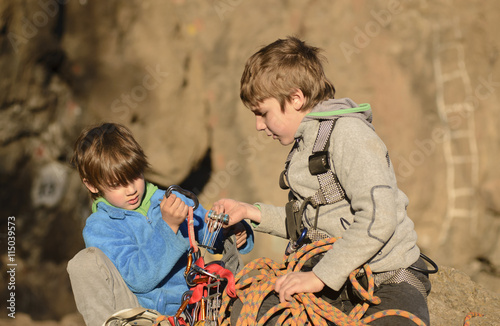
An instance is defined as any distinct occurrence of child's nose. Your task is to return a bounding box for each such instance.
[255,117,266,131]
[126,183,136,195]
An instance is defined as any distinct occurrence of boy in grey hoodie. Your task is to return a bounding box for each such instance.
[212,37,432,325]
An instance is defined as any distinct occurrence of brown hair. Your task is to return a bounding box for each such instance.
[71,122,149,199]
[240,36,335,111]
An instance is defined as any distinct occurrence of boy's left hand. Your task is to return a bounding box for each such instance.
[274,271,325,303]
[233,222,247,249]
[222,222,248,249]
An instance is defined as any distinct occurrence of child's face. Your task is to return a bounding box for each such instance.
[251,97,307,146]
[100,176,146,210]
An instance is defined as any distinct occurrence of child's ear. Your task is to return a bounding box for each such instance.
[290,89,305,111]
[83,179,99,194]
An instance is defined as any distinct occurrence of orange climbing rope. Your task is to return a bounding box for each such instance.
[218,237,427,326]
[463,312,484,326]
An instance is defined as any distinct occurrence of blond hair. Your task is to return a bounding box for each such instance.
[240,36,335,111]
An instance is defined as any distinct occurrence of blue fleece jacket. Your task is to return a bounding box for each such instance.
[83,183,253,316]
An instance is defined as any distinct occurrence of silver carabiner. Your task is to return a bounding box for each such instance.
[165,185,199,210]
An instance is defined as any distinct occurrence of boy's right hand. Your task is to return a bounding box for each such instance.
[160,193,189,233]
[211,198,261,226]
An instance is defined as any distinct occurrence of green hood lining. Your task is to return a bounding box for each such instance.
[306,103,371,118]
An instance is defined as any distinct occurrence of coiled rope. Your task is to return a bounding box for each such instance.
[463,312,484,326]
[217,237,427,326]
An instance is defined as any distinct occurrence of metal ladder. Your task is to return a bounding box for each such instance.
[432,17,479,244]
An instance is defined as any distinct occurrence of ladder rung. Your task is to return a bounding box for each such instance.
[441,70,463,83]
[444,103,472,113]
[449,209,471,218]
[450,155,474,163]
[435,39,461,52]
[449,130,471,138]
[450,188,475,197]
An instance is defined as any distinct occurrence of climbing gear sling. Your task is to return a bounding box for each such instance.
[173,196,237,325]
[281,118,346,253]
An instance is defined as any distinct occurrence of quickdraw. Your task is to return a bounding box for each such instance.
[165,186,236,326]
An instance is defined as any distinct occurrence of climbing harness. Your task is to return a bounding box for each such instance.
[281,118,346,255]
[280,117,441,271]
[408,253,439,274]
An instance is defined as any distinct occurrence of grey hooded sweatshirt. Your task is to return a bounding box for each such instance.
[254,98,420,291]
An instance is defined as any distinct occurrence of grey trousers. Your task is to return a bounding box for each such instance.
[67,247,140,326]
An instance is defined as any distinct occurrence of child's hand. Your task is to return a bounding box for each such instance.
[221,222,247,248]
[222,222,248,248]
[160,193,189,233]
[274,271,325,303]
[211,198,261,226]
[232,222,248,249]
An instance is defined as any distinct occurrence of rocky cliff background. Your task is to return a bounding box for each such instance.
[1,0,500,325]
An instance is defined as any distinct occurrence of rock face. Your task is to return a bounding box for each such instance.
[1,0,500,322]
[428,266,500,325]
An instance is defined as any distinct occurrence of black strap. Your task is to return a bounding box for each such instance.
[283,119,345,241]
[309,119,346,208]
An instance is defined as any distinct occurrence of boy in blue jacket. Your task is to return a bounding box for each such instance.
[67,122,253,326]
